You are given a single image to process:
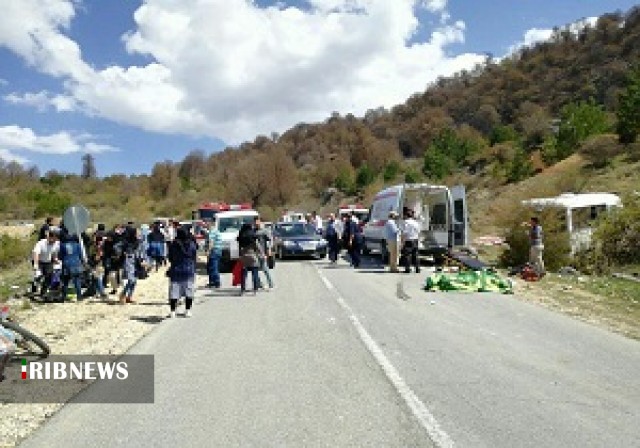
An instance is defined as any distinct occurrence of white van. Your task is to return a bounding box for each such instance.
[213,209,260,271]
[363,184,468,263]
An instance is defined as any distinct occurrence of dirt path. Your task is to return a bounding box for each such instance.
[0,264,208,447]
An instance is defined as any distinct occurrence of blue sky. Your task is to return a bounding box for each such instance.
[0,0,637,176]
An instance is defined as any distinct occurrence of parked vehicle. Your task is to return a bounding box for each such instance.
[363,183,468,264]
[522,192,622,254]
[212,208,260,272]
[192,202,252,221]
[179,220,208,251]
[273,222,328,259]
[338,203,369,224]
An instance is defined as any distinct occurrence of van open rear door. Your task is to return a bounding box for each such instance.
[451,185,468,247]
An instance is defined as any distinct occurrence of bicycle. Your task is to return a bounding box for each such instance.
[0,305,50,359]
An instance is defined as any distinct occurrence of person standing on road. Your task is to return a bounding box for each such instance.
[167,227,197,318]
[147,222,166,271]
[103,224,125,294]
[341,213,352,261]
[119,226,139,304]
[237,223,260,295]
[38,216,54,241]
[324,214,339,264]
[207,216,223,288]
[32,229,60,297]
[59,233,85,301]
[349,215,364,268]
[254,217,274,291]
[312,211,323,235]
[528,216,545,275]
[384,211,401,273]
[400,209,421,274]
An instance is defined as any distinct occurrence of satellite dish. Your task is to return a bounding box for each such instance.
[63,205,90,236]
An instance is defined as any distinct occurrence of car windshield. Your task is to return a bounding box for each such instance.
[218,216,257,233]
[276,223,316,237]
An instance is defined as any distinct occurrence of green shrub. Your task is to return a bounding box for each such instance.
[355,163,376,189]
[591,194,640,266]
[404,169,420,183]
[0,234,31,269]
[499,208,571,271]
[383,160,401,182]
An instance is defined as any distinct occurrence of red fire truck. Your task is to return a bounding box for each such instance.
[192,202,253,221]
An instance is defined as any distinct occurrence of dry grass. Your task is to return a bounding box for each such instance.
[515,273,640,340]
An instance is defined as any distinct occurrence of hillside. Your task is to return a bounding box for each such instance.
[1,6,639,228]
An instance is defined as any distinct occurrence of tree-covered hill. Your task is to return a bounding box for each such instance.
[1,6,639,225]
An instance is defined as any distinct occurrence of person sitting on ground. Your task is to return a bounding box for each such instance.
[167,227,197,318]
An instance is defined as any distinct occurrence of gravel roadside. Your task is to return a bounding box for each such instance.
[0,264,208,447]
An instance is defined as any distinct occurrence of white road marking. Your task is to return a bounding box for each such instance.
[317,269,455,448]
[320,275,335,290]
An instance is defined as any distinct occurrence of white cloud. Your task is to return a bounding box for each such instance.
[4,90,78,112]
[0,148,30,164]
[0,0,483,143]
[0,125,118,157]
[422,0,448,13]
[508,16,598,55]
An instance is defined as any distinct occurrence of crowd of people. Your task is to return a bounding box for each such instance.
[32,219,149,305]
[287,207,423,273]
[29,214,279,318]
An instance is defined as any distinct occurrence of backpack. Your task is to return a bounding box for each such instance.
[112,240,124,260]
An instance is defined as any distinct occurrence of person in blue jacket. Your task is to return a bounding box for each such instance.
[59,232,85,301]
[167,227,197,318]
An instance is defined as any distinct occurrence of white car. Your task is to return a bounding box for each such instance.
[212,209,260,271]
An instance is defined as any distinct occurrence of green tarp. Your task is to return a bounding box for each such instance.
[424,269,513,294]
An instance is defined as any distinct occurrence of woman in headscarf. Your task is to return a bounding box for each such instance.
[167,227,197,317]
[120,225,140,304]
[237,223,259,295]
[147,222,167,271]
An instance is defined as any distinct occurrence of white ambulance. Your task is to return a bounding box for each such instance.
[337,203,370,224]
[210,205,259,272]
[362,184,468,264]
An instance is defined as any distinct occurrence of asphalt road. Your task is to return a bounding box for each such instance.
[20,257,640,448]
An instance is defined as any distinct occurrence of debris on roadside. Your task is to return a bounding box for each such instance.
[424,269,513,294]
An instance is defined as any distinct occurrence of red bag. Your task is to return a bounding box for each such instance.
[232,260,242,286]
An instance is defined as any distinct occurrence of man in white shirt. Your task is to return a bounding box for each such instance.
[312,211,323,234]
[400,209,421,274]
[280,209,292,223]
[32,230,60,295]
[384,211,401,272]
